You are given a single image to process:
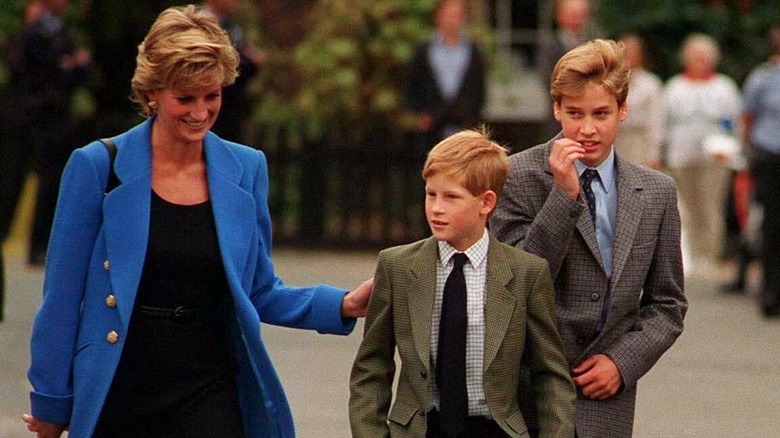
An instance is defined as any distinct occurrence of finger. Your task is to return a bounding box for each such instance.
[578,380,601,398]
[590,385,613,400]
[552,142,578,162]
[572,371,595,388]
[572,357,595,375]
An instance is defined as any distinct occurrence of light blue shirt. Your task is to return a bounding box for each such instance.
[428,32,471,103]
[743,62,780,154]
[576,149,617,278]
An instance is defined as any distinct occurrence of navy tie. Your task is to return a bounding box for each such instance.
[580,169,599,225]
[437,253,468,436]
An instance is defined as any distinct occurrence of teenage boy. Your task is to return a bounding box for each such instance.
[490,39,688,438]
[350,129,576,438]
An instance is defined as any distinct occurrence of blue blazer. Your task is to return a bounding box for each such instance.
[28,118,356,437]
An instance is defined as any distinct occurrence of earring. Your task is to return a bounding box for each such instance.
[148,100,158,109]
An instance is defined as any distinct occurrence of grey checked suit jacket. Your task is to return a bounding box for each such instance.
[490,139,688,438]
[349,235,576,437]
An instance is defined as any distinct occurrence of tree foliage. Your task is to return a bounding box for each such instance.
[251,0,437,143]
[3,0,779,135]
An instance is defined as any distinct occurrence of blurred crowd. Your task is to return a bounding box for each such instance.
[1,0,779,321]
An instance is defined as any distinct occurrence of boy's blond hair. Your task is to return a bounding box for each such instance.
[551,39,631,106]
[422,128,509,198]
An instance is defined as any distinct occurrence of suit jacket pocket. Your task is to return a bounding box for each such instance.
[502,409,529,437]
[388,399,420,427]
[626,238,657,282]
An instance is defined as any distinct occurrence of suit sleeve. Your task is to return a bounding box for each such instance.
[28,147,105,424]
[525,260,577,437]
[602,182,687,388]
[246,149,355,335]
[490,153,587,278]
[349,251,395,438]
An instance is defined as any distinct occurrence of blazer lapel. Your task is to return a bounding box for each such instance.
[610,157,644,286]
[103,121,153,331]
[576,211,604,268]
[204,134,255,294]
[483,237,516,371]
[406,238,439,373]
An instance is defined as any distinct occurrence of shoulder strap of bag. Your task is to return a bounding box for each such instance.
[99,138,121,194]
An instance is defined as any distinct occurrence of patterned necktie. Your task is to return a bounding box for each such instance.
[580,169,599,225]
[437,252,468,436]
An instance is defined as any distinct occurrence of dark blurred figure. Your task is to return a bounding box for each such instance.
[742,25,780,318]
[403,0,485,236]
[406,0,486,153]
[720,168,755,294]
[536,0,600,139]
[15,0,91,267]
[203,0,263,143]
[0,0,47,321]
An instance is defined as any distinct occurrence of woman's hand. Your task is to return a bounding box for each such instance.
[22,414,67,438]
[341,278,374,318]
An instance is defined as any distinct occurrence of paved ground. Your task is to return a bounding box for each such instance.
[2,248,779,437]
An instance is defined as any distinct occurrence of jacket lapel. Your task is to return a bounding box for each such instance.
[576,211,604,268]
[483,237,516,371]
[203,134,255,293]
[406,238,439,373]
[610,157,644,286]
[103,120,153,331]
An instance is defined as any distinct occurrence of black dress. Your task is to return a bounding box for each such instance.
[94,192,245,438]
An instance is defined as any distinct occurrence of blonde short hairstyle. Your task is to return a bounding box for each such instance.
[422,128,510,198]
[131,5,240,117]
[550,39,631,107]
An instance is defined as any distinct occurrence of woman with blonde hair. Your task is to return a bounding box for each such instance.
[23,5,372,437]
[663,33,742,273]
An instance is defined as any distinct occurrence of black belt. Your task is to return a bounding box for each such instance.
[136,305,201,324]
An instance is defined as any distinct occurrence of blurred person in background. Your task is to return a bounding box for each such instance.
[742,24,780,318]
[614,33,665,169]
[663,33,742,274]
[15,0,92,267]
[0,0,46,322]
[406,0,486,153]
[537,0,601,139]
[202,0,264,144]
[404,0,486,236]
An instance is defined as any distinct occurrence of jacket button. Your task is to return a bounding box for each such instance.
[107,331,119,344]
[420,370,427,379]
[106,294,117,308]
[576,336,587,345]
[103,260,110,271]
[590,293,600,301]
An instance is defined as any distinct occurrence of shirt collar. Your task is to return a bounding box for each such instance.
[575,147,616,193]
[432,31,467,49]
[437,229,489,269]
